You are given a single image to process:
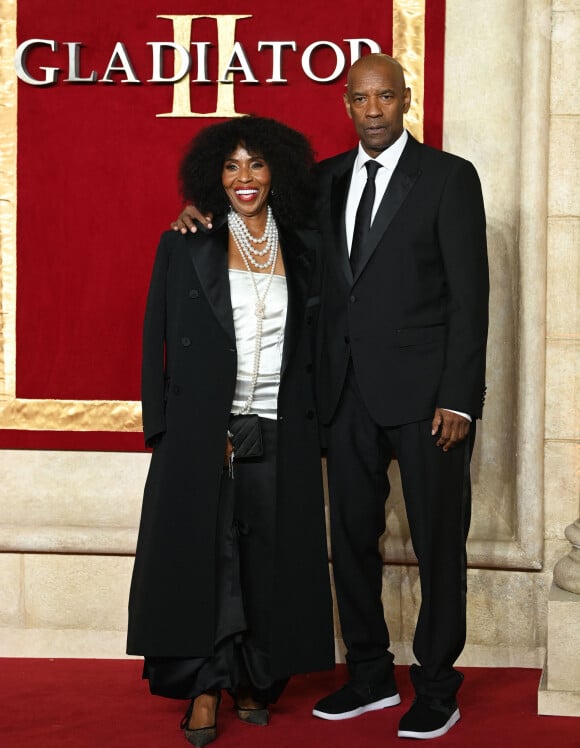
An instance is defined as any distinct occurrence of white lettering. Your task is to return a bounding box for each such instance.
[99,42,140,83]
[13,32,385,118]
[257,41,296,83]
[220,41,258,83]
[344,38,381,65]
[191,42,211,83]
[147,42,190,83]
[301,41,345,82]
[65,43,97,83]
[15,39,60,86]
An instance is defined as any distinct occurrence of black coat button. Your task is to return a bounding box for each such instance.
[349,295,356,303]
[181,337,191,346]
[344,335,350,344]
[305,363,313,373]
[306,410,314,419]
[189,289,199,298]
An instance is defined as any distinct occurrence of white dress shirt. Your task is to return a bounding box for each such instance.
[345,130,408,252]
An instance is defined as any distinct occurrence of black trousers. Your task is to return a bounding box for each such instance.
[144,417,286,704]
[325,365,473,702]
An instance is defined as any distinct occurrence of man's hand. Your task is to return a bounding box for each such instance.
[431,408,470,451]
[171,204,213,234]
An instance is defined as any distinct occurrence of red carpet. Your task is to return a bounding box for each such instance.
[0,660,577,747]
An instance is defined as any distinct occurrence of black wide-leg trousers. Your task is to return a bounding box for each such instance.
[325,365,474,702]
[144,417,286,704]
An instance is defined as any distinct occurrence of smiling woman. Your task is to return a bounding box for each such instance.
[222,147,272,219]
[128,116,333,747]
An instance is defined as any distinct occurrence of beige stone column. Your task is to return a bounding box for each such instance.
[538,519,580,715]
[554,519,580,594]
[537,0,580,718]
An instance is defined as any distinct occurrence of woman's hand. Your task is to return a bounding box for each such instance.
[170,204,213,234]
[224,436,234,468]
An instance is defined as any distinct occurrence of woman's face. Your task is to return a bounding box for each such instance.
[222,144,272,219]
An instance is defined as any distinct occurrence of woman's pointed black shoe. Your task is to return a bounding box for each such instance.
[234,703,269,726]
[181,692,221,747]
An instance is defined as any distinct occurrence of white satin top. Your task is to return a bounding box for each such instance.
[229,268,288,419]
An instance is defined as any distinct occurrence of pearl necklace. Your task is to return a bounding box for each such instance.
[228,206,278,269]
[229,207,280,415]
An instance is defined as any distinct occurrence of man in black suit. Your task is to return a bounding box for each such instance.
[311,54,488,740]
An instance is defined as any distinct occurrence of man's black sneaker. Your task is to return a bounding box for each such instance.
[398,696,460,739]
[312,682,401,721]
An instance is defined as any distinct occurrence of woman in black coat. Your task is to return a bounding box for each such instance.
[127,117,334,747]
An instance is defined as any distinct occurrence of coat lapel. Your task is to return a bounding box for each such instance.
[329,151,357,285]
[353,136,422,283]
[279,227,314,376]
[187,219,236,344]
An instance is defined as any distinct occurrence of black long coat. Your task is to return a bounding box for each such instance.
[127,220,335,680]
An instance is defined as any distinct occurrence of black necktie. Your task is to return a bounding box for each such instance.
[350,160,381,275]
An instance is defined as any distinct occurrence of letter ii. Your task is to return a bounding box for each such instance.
[157,14,251,118]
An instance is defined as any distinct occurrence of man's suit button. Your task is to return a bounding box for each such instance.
[344,335,350,344]
[278,415,284,422]
[172,384,181,395]
[181,337,191,346]
[349,295,356,303]
[306,410,314,419]
[188,289,199,299]
[305,363,313,373]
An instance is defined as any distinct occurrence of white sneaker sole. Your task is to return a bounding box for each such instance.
[398,707,461,739]
[312,693,401,721]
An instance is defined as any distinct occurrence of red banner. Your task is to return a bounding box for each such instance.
[2,1,445,450]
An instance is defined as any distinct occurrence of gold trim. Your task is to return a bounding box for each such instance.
[393,0,425,142]
[0,398,142,431]
[0,0,17,399]
[0,2,427,433]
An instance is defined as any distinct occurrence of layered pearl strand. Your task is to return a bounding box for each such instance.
[228,205,278,269]
[228,206,280,415]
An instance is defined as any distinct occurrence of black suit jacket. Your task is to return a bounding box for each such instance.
[316,134,489,427]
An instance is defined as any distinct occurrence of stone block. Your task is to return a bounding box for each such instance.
[551,10,580,114]
[546,218,580,338]
[538,667,580,717]
[548,116,580,217]
[0,627,132,659]
[0,554,23,626]
[0,450,149,528]
[546,582,580,692]
[545,339,579,441]
[466,569,547,648]
[23,555,134,631]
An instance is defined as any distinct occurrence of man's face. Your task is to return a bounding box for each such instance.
[344,59,411,157]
